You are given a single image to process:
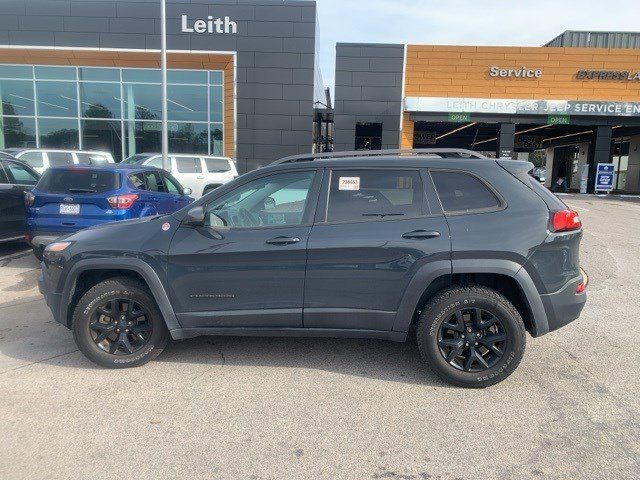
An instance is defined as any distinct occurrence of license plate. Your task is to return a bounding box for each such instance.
[59,203,80,215]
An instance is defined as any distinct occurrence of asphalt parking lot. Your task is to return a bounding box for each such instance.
[1,194,639,480]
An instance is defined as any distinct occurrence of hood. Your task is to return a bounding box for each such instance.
[63,214,178,255]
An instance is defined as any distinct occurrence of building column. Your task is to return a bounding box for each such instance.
[400,113,414,149]
[587,126,613,193]
[497,123,515,158]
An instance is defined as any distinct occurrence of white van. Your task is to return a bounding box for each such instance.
[1,148,115,174]
[123,153,238,198]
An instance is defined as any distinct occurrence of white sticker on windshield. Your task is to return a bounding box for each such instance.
[338,177,360,191]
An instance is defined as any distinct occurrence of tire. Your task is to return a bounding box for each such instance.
[32,246,43,261]
[416,285,526,388]
[72,277,169,368]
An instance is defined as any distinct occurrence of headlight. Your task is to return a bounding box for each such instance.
[45,241,72,253]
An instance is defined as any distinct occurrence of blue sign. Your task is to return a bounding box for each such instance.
[595,163,615,192]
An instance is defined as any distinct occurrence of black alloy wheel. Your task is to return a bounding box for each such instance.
[437,307,506,372]
[416,285,526,388]
[89,298,153,355]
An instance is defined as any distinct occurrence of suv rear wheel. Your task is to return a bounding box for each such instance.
[72,277,169,368]
[416,285,526,388]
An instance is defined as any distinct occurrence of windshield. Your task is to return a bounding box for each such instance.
[37,169,120,194]
[122,154,152,164]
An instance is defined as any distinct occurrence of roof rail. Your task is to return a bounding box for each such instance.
[271,148,487,165]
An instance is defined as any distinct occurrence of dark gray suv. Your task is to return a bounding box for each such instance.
[39,149,587,387]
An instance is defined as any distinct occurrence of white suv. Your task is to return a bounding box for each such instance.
[1,148,115,174]
[123,153,238,198]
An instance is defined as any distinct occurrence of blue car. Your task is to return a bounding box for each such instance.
[26,164,194,259]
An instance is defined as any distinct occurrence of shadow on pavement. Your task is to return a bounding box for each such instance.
[158,334,446,387]
[0,293,443,386]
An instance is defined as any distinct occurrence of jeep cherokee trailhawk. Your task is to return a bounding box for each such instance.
[39,149,587,388]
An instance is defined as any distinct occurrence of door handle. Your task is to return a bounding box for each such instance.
[265,236,301,245]
[402,230,441,240]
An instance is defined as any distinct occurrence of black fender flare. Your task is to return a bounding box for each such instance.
[60,258,182,334]
[391,259,549,336]
[392,260,452,333]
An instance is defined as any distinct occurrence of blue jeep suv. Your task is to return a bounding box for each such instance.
[38,149,587,387]
[26,164,193,259]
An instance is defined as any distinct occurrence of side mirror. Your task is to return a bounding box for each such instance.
[184,205,205,227]
[182,187,192,196]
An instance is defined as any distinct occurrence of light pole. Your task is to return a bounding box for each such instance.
[160,0,169,171]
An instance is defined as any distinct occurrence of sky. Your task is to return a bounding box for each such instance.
[315,0,639,94]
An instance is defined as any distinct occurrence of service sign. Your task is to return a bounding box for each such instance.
[595,163,615,193]
[405,97,640,117]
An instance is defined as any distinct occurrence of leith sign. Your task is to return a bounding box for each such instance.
[181,15,237,34]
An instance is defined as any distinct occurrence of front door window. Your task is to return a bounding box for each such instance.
[205,170,315,228]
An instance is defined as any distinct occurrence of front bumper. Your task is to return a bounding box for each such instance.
[30,233,66,250]
[540,268,588,333]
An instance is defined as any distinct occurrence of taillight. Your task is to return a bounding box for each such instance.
[24,191,35,207]
[107,193,138,209]
[552,209,582,232]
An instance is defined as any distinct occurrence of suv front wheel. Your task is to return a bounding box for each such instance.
[72,277,169,368]
[416,285,526,388]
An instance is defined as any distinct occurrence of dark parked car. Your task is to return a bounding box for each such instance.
[38,149,587,387]
[26,164,194,259]
[0,153,40,244]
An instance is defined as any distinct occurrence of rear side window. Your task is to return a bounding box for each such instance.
[431,171,501,213]
[129,173,147,190]
[76,152,110,165]
[18,151,45,168]
[327,169,423,223]
[3,161,39,185]
[47,152,74,167]
[37,169,120,194]
[175,157,202,173]
[205,158,231,172]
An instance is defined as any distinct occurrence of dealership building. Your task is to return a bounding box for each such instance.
[0,0,321,173]
[334,32,640,193]
[1,1,640,193]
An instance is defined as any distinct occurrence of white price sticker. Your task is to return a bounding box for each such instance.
[338,177,360,191]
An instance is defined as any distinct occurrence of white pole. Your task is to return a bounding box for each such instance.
[160,0,169,171]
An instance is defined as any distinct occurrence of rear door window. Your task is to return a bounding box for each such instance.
[430,171,502,213]
[146,156,163,169]
[326,169,423,223]
[3,161,39,185]
[76,152,110,165]
[175,156,202,173]
[37,169,120,194]
[144,171,166,192]
[0,162,9,183]
[17,151,45,168]
[46,152,74,167]
[163,174,183,194]
[205,158,231,173]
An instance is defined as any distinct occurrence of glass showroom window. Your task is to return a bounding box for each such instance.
[0,64,224,160]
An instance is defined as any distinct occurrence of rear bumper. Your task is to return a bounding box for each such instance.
[539,269,588,333]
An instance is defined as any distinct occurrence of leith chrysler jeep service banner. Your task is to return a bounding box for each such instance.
[404,97,640,117]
